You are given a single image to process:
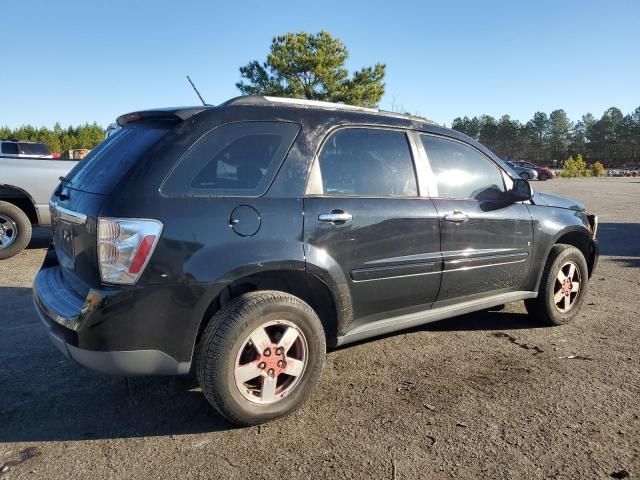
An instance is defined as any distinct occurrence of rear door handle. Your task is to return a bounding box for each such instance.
[443,210,469,223]
[318,210,352,224]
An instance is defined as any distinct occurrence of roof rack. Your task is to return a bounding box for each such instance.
[221,95,379,113]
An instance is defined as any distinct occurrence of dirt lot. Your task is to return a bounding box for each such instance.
[1,178,638,480]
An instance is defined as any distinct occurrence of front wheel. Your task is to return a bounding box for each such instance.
[539,173,549,181]
[196,291,326,426]
[525,245,589,325]
[0,201,32,260]
[520,172,530,180]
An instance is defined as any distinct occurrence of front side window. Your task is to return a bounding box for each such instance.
[162,121,300,197]
[420,135,505,200]
[314,128,417,197]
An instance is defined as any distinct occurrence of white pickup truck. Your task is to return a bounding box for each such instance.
[0,140,78,259]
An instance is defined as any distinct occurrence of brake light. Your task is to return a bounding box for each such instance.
[52,152,61,159]
[97,218,163,284]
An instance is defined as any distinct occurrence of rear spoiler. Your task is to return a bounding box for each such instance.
[116,106,209,126]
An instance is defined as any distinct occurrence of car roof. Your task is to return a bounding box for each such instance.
[0,139,43,144]
[116,95,500,161]
[117,95,436,128]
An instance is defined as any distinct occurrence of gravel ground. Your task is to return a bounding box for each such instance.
[1,178,638,480]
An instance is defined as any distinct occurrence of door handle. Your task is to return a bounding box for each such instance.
[318,210,352,224]
[443,210,469,223]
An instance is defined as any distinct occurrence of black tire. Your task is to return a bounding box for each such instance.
[196,291,326,426]
[520,172,530,180]
[0,201,32,260]
[525,245,589,326]
[539,173,549,181]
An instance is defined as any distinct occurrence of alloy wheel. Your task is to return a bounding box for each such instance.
[234,320,308,405]
[553,260,581,313]
[0,214,18,250]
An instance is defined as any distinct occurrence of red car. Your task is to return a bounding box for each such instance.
[513,161,555,181]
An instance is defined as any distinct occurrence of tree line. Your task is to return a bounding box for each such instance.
[3,30,638,170]
[451,107,640,168]
[0,123,105,157]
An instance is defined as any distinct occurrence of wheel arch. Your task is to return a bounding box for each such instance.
[192,268,343,362]
[0,184,39,224]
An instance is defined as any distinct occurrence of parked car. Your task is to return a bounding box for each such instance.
[33,96,599,425]
[0,144,78,258]
[1,139,60,159]
[512,160,555,181]
[504,160,539,181]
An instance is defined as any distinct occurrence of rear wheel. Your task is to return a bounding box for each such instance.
[196,291,326,425]
[0,201,32,260]
[525,245,589,325]
[520,172,531,180]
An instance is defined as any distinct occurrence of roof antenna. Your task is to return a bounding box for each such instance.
[186,75,207,106]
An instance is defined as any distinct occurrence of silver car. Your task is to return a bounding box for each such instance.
[505,161,539,181]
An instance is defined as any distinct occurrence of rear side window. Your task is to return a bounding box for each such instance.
[162,121,300,197]
[420,135,505,200]
[65,123,170,195]
[1,143,19,155]
[18,143,50,156]
[314,128,417,197]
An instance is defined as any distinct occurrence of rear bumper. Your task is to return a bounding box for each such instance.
[32,250,201,376]
[34,300,189,375]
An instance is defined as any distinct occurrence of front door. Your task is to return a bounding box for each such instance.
[304,127,442,328]
[417,133,533,306]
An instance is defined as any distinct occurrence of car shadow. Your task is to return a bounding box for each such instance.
[597,222,640,258]
[26,227,52,250]
[0,287,236,442]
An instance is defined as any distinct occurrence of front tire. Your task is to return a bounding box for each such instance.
[520,172,531,180]
[0,201,32,260]
[525,245,589,325]
[196,291,326,426]
[539,173,549,181]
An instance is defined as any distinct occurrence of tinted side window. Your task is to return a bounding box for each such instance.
[1,143,19,155]
[162,121,300,197]
[420,135,504,199]
[18,143,51,156]
[317,128,417,197]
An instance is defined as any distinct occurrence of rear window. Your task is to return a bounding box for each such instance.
[64,123,170,195]
[18,142,51,156]
[161,121,300,197]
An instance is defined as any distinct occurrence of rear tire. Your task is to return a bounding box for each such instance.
[196,291,326,426]
[520,172,530,180]
[0,201,32,260]
[525,245,589,326]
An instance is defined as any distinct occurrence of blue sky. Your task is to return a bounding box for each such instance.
[1,0,638,128]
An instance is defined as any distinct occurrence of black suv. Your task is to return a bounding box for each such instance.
[33,96,599,425]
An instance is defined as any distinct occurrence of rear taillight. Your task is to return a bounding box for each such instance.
[52,152,61,159]
[97,218,163,285]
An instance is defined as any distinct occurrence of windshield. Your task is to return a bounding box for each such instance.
[18,143,51,156]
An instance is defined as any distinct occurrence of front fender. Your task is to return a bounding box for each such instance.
[526,204,595,290]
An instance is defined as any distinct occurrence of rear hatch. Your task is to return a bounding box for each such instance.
[51,122,172,292]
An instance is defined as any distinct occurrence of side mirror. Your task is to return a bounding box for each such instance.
[508,178,532,202]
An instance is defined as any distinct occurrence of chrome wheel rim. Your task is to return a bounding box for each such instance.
[234,320,308,405]
[0,214,18,250]
[553,260,581,313]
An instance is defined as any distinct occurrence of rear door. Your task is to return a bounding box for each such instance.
[416,133,533,306]
[304,127,442,327]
